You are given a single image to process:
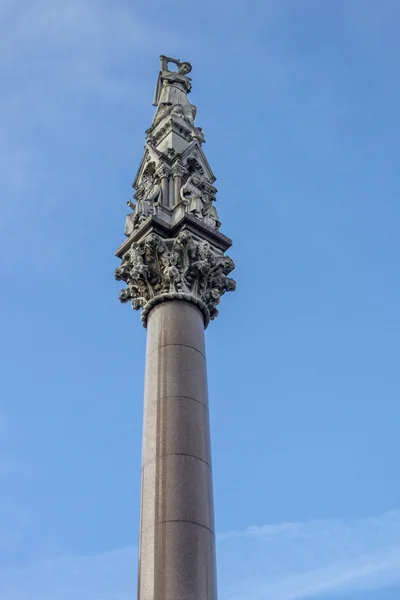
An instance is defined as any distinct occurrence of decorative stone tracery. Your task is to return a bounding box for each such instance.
[122,54,223,233]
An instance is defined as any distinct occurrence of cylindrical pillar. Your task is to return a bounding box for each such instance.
[172,163,184,208]
[173,174,182,206]
[160,175,169,207]
[137,300,217,600]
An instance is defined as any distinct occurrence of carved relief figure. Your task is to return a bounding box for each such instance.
[190,126,205,143]
[124,173,162,236]
[141,172,162,204]
[151,100,198,132]
[180,174,206,218]
[180,174,221,228]
[182,104,196,127]
[170,104,184,119]
[203,195,221,229]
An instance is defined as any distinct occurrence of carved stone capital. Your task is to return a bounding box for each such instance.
[172,161,186,178]
[156,163,171,179]
[115,231,235,327]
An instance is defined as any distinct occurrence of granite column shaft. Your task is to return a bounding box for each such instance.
[138,300,218,600]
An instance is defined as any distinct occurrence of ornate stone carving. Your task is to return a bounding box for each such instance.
[172,161,186,179]
[190,126,205,143]
[180,174,206,217]
[147,55,207,148]
[156,163,171,179]
[186,157,205,176]
[115,231,235,326]
[153,56,192,120]
[202,182,221,229]
[170,103,197,126]
[124,171,162,236]
[137,170,161,202]
[180,174,221,229]
[116,56,235,324]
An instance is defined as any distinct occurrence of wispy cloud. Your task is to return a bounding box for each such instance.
[0,510,399,599]
[218,511,400,600]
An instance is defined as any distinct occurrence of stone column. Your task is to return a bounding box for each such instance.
[138,299,217,600]
[157,165,170,207]
[115,55,236,600]
[172,162,185,207]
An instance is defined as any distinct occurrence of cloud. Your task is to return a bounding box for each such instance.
[217,511,400,600]
[1,510,400,599]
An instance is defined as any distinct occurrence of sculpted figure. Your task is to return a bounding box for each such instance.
[152,101,197,130]
[153,55,193,121]
[141,173,162,207]
[161,252,181,293]
[169,103,197,129]
[124,174,162,236]
[180,174,221,228]
[204,200,221,229]
[182,104,197,127]
[190,126,205,143]
[180,174,206,218]
[151,103,173,128]
[170,104,184,119]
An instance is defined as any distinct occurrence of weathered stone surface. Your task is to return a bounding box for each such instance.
[152,56,193,115]
[115,230,235,327]
[116,55,236,264]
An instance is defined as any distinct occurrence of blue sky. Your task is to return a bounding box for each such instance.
[1,0,400,598]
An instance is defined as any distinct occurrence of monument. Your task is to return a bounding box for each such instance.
[115,55,236,600]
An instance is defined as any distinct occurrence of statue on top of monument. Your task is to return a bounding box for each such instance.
[153,55,192,108]
[152,55,195,125]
